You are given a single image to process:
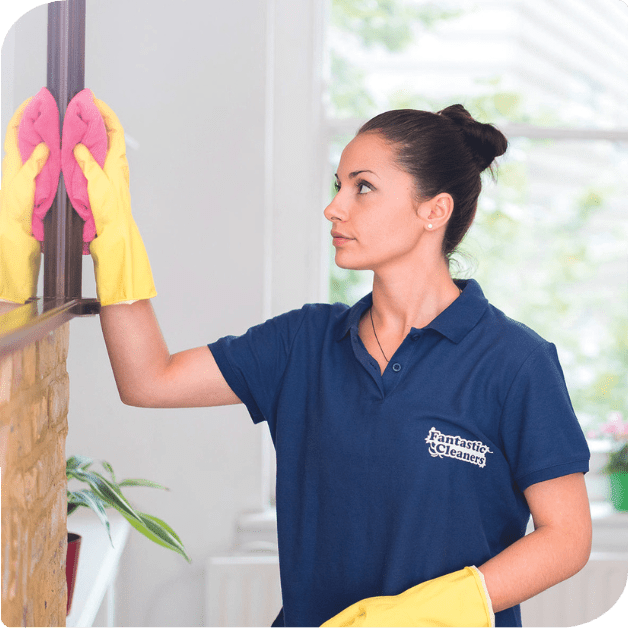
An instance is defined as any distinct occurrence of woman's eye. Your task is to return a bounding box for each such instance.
[358,182,372,194]
[333,180,340,192]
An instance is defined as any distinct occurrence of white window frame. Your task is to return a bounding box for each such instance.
[261,0,328,507]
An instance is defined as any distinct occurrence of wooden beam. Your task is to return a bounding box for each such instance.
[44,0,86,299]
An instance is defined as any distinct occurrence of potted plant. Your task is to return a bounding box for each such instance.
[66,455,190,614]
[588,412,628,512]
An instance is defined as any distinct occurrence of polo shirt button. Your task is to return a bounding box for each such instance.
[392,362,402,372]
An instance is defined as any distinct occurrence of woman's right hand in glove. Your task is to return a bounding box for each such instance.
[0,97,49,304]
[73,95,156,306]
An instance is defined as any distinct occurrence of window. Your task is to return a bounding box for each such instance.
[323,0,628,432]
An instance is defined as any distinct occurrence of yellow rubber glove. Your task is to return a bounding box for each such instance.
[72,96,156,306]
[0,97,50,303]
[321,566,495,627]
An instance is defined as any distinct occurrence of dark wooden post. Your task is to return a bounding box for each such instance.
[44,0,86,300]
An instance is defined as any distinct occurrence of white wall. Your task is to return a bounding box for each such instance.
[2,0,325,625]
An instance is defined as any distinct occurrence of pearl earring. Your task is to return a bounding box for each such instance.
[427,223,433,229]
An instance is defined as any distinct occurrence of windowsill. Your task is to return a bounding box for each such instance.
[0,297,100,358]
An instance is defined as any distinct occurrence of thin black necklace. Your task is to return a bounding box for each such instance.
[369,306,390,363]
[370,286,463,363]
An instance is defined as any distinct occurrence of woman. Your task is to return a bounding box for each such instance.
[73,100,590,626]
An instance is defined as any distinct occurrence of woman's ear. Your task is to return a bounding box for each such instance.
[421,193,454,231]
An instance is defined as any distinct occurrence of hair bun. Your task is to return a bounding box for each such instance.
[438,104,507,171]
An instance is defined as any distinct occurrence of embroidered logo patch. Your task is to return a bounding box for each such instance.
[425,427,492,468]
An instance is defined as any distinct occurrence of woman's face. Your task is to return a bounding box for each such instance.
[324,132,428,272]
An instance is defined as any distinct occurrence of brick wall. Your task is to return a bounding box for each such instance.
[1,324,70,627]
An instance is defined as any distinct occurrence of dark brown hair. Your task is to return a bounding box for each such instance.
[358,105,508,258]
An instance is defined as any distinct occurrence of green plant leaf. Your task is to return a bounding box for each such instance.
[69,467,125,498]
[68,468,143,525]
[142,512,185,545]
[121,510,191,563]
[140,512,190,562]
[118,478,169,490]
[67,489,112,544]
[66,455,93,471]
[66,456,189,562]
[101,460,116,483]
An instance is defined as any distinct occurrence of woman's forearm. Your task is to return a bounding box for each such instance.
[478,525,588,613]
[99,299,171,405]
[478,473,592,613]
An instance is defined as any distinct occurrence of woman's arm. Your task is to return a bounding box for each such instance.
[477,472,592,613]
[99,299,242,408]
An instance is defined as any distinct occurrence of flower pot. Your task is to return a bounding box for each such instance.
[609,472,628,512]
[66,532,82,615]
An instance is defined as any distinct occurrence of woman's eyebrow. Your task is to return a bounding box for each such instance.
[335,169,379,180]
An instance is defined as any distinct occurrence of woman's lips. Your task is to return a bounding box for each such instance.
[331,231,353,246]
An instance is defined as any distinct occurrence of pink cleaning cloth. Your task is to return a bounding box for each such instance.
[17,86,61,242]
[61,88,107,254]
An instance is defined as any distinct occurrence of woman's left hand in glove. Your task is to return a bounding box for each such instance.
[321,566,494,627]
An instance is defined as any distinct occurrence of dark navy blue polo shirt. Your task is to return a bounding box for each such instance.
[208,279,590,628]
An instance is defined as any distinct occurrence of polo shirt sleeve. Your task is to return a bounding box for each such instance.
[499,341,590,493]
[207,305,309,425]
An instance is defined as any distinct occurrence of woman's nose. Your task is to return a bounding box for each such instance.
[324,193,345,222]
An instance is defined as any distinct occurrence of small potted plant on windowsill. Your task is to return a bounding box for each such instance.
[66,455,190,615]
[588,412,628,512]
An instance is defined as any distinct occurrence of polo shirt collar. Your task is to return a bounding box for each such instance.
[335,278,489,344]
